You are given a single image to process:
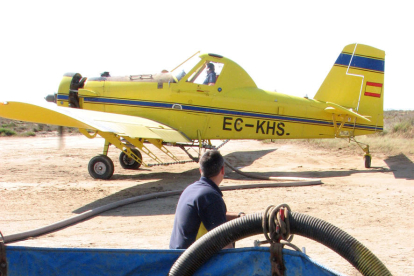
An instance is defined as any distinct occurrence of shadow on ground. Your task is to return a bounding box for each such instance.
[384,153,414,180]
[73,149,392,217]
[73,150,276,215]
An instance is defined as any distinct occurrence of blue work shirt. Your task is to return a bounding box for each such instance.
[169,176,227,249]
[203,72,217,85]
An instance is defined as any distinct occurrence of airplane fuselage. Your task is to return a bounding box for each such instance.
[57,75,380,142]
[56,49,384,143]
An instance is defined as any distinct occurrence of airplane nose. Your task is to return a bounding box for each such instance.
[45,94,56,103]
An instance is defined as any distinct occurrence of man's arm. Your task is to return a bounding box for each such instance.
[223,212,246,249]
[226,211,246,221]
[199,199,242,249]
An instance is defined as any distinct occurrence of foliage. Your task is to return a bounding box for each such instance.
[22,131,36,137]
[0,128,16,136]
[0,119,79,137]
[383,110,414,138]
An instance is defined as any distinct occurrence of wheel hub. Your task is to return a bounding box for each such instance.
[94,162,107,175]
[123,156,135,165]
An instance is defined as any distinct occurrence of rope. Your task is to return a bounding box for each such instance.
[262,204,294,244]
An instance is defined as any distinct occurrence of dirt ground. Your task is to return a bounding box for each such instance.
[0,135,413,275]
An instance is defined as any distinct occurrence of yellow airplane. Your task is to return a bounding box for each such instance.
[0,43,385,180]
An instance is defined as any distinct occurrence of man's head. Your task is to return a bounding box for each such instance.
[206,63,215,73]
[199,150,224,178]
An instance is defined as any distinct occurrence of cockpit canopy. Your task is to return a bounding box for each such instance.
[171,53,257,90]
[173,54,224,84]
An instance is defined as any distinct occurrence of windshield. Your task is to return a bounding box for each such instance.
[189,61,224,85]
[172,53,202,81]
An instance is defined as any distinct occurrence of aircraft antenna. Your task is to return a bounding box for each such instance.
[171,51,200,72]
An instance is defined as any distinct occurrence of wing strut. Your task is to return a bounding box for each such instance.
[332,114,351,138]
[99,132,146,166]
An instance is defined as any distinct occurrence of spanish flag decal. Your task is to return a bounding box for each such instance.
[364,82,383,98]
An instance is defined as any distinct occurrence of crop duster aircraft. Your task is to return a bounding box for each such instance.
[0,44,385,180]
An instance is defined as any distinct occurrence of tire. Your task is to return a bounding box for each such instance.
[364,155,371,168]
[119,149,142,170]
[88,155,114,179]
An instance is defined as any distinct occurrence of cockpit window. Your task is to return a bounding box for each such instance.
[172,54,201,81]
[189,61,224,85]
[171,54,224,85]
[175,70,186,81]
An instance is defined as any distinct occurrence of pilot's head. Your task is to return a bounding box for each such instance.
[206,63,215,73]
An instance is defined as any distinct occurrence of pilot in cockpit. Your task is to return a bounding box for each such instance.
[203,63,216,86]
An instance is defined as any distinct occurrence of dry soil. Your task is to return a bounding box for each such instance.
[1,136,413,275]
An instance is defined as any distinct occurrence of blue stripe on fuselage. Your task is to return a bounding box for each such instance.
[335,53,384,72]
[57,95,69,100]
[81,97,382,131]
[56,95,382,131]
[85,97,172,109]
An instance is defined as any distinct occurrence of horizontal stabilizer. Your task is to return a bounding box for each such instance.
[324,102,371,122]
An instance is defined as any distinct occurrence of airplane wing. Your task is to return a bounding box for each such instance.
[0,101,191,143]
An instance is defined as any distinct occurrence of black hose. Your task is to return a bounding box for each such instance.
[3,183,320,244]
[168,211,392,276]
[289,212,391,276]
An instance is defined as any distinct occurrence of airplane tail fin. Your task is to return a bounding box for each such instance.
[314,44,385,134]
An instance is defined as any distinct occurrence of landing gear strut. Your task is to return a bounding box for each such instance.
[351,138,371,168]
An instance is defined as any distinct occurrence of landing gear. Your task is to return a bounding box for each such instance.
[119,149,142,170]
[364,154,371,168]
[351,138,372,169]
[88,155,114,180]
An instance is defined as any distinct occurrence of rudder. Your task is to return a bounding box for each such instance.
[314,44,385,132]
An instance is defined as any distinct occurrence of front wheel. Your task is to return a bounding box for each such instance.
[119,149,142,170]
[364,155,371,168]
[88,155,114,179]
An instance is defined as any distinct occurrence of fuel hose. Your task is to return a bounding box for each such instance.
[168,211,392,276]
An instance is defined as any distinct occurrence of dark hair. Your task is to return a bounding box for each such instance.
[200,150,224,178]
[206,63,215,71]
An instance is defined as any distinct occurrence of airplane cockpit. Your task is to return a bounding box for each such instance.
[172,53,224,85]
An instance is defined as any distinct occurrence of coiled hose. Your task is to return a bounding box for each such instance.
[168,211,392,276]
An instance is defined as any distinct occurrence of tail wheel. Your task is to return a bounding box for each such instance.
[364,155,371,168]
[119,149,142,170]
[88,155,114,179]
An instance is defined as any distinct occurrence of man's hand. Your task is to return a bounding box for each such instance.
[226,211,246,221]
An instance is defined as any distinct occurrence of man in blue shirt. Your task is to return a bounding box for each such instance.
[203,63,217,86]
[169,151,240,249]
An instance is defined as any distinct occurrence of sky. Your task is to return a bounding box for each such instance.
[0,0,412,110]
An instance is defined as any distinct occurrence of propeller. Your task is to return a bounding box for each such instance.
[58,126,65,149]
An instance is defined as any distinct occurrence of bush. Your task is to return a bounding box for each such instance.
[2,122,16,128]
[22,131,36,137]
[37,124,45,131]
[0,128,17,136]
[392,122,411,133]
